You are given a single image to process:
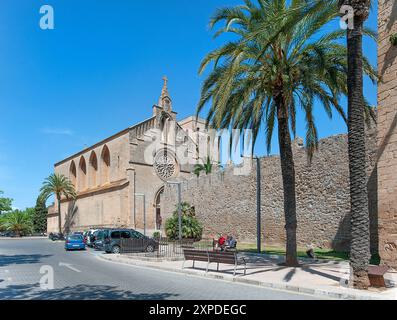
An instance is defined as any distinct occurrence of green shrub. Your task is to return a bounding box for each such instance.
[153,231,161,239]
[391,33,397,46]
[165,202,203,240]
[2,210,33,236]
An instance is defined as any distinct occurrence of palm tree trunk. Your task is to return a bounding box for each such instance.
[57,195,62,235]
[347,13,370,289]
[276,95,299,267]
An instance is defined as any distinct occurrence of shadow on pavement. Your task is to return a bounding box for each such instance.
[0,284,178,300]
[0,254,53,268]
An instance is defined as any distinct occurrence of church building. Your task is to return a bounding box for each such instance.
[47,78,213,235]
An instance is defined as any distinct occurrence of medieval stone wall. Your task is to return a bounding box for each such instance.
[164,130,377,252]
[378,0,397,268]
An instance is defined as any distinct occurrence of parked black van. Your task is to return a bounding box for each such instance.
[103,229,158,254]
[93,229,111,251]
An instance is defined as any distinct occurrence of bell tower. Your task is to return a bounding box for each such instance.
[153,76,177,121]
[158,76,172,113]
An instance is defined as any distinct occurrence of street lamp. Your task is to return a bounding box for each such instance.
[135,193,146,236]
[167,181,183,240]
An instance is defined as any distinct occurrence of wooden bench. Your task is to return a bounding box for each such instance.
[182,249,209,270]
[182,249,246,276]
[368,265,389,288]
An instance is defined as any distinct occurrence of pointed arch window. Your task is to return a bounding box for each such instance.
[89,151,98,187]
[101,145,110,184]
[78,156,87,191]
[160,115,171,144]
[69,161,77,188]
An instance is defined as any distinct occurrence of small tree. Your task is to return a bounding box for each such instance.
[165,202,203,240]
[0,190,13,214]
[0,214,6,232]
[40,174,76,235]
[33,196,48,234]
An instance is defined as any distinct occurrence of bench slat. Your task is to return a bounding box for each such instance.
[183,249,208,263]
[184,251,208,256]
[185,256,207,260]
[208,252,238,265]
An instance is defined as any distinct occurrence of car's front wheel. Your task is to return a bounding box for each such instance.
[111,245,121,254]
[146,244,155,253]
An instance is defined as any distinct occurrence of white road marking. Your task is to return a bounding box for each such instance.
[58,262,81,273]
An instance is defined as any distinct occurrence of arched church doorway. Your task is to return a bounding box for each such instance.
[154,187,164,230]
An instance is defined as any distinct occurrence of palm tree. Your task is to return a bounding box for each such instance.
[339,0,372,289]
[194,156,218,177]
[197,0,376,266]
[3,210,33,237]
[40,173,76,235]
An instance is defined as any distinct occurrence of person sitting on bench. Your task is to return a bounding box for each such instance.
[226,236,237,250]
[217,234,226,251]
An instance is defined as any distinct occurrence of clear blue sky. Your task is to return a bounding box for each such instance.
[0,0,378,209]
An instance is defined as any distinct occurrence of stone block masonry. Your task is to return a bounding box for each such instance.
[164,130,378,253]
[378,0,397,268]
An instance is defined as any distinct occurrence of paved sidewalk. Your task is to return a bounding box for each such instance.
[0,237,48,240]
[99,253,397,300]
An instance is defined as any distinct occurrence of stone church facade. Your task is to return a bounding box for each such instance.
[47,78,214,235]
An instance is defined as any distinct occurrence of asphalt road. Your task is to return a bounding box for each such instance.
[0,239,323,300]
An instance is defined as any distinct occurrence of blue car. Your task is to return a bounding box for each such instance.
[65,234,86,251]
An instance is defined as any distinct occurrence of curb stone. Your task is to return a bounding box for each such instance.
[98,254,391,300]
[0,237,48,240]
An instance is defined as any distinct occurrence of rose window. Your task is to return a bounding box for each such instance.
[154,153,177,180]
